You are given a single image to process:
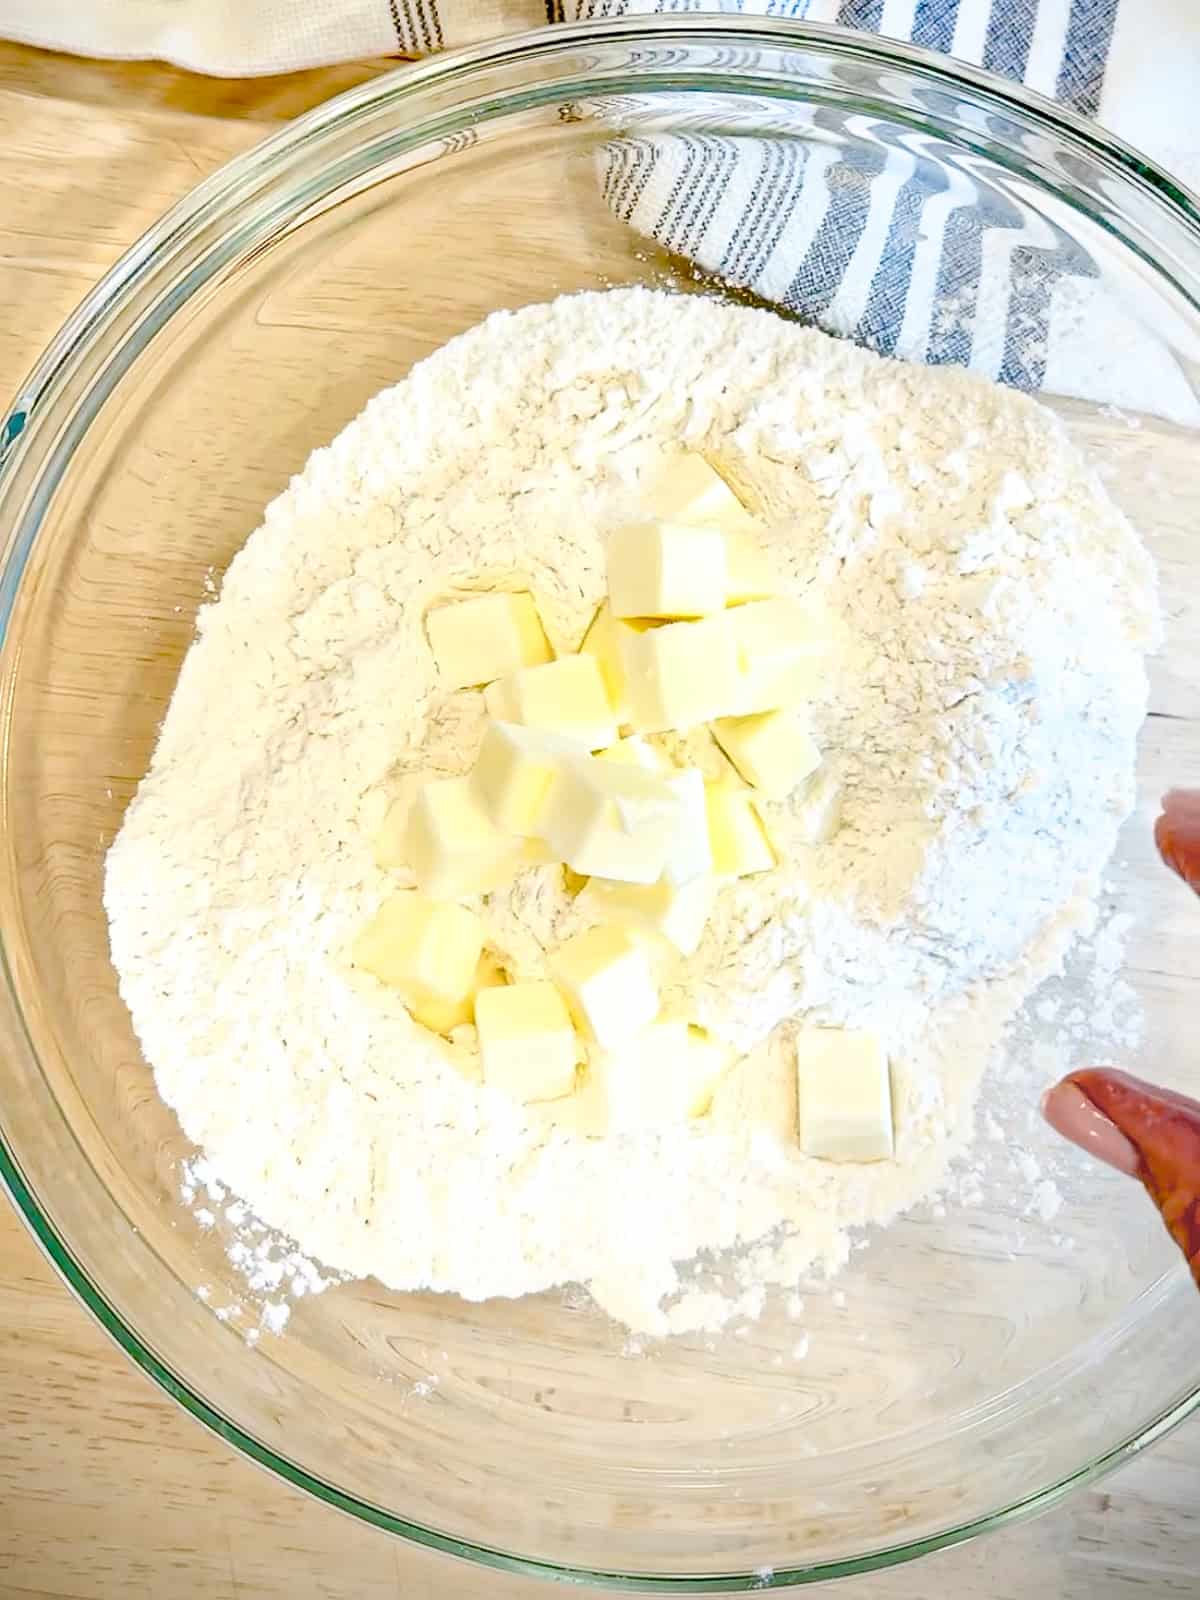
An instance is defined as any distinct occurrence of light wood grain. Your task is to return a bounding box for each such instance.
[1,35,1199,1600]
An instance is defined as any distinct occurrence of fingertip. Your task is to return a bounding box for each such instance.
[1042,1079,1141,1178]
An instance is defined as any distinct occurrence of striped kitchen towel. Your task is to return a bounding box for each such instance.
[5,0,1199,417]
[585,0,1200,421]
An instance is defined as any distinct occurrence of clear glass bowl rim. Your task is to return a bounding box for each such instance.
[2,15,1200,1590]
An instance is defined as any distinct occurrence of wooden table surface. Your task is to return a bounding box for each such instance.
[1,34,1198,1600]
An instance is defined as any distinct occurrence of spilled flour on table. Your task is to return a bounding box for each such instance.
[180,1155,341,1345]
[105,289,1159,1336]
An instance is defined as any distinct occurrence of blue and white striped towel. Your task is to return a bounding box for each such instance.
[588,0,1200,421]
[7,0,1200,418]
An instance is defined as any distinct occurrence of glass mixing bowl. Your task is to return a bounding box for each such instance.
[2,17,1200,1589]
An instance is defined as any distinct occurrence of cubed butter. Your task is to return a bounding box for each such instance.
[352,892,484,1035]
[475,980,579,1103]
[520,835,558,866]
[578,601,632,724]
[580,1020,734,1133]
[711,710,822,798]
[485,654,617,751]
[607,520,728,620]
[403,775,524,899]
[551,924,659,1049]
[705,781,776,876]
[426,592,552,690]
[727,597,825,714]
[796,1028,894,1162]
[643,453,760,536]
[660,767,713,885]
[540,758,682,884]
[595,734,669,772]
[414,948,507,1036]
[578,872,716,956]
[371,774,425,870]
[619,613,741,734]
[471,721,580,837]
[724,531,776,605]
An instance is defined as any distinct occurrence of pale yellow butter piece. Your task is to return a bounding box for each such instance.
[705,780,776,876]
[550,924,659,1049]
[724,531,776,605]
[661,767,712,885]
[711,710,822,798]
[619,613,741,734]
[580,1019,734,1133]
[540,758,682,884]
[578,872,716,957]
[595,734,669,772]
[403,774,524,899]
[475,980,580,1103]
[643,454,760,535]
[484,653,617,751]
[352,891,484,1035]
[414,948,507,1036]
[425,592,552,690]
[727,597,825,714]
[578,601,632,724]
[607,520,728,620]
[471,721,580,837]
[796,1028,894,1162]
[371,774,426,870]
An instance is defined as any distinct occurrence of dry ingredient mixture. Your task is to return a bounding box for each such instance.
[104,288,1160,1336]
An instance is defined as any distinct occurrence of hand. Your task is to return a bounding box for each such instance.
[1042,792,1200,1286]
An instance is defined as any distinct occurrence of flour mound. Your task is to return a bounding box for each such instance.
[104,289,1158,1336]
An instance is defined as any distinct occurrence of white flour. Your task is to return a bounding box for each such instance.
[104,288,1159,1336]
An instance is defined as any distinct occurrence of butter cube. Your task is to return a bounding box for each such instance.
[619,613,741,734]
[795,767,843,845]
[580,1020,734,1133]
[352,892,484,1035]
[578,872,716,956]
[471,721,579,837]
[540,758,682,884]
[607,520,728,620]
[712,711,822,798]
[796,1028,894,1162]
[551,924,659,1049]
[371,774,425,870]
[426,592,552,690]
[724,532,776,605]
[643,454,760,535]
[579,602,632,724]
[728,598,825,714]
[403,775,524,899]
[485,654,617,751]
[415,948,507,1036]
[661,767,713,885]
[595,735,669,772]
[475,981,579,1103]
[705,781,776,876]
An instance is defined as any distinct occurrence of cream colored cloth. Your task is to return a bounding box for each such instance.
[0,0,524,73]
